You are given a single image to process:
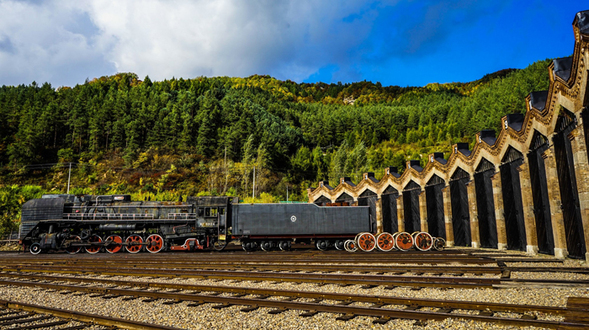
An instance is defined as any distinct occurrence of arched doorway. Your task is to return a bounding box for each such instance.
[425,175,445,238]
[474,158,498,248]
[358,189,378,229]
[553,108,586,258]
[450,168,471,246]
[528,131,554,255]
[500,147,527,251]
[403,181,421,233]
[381,186,399,233]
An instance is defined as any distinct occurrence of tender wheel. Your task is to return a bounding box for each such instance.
[125,235,144,253]
[315,240,328,251]
[65,236,82,254]
[395,232,414,251]
[105,235,123,254]
[356,232,376,252]
[376,232,395,252]
[414,232,433,251]
[278,241,291,251]
[85,235,103,254]
[145,234,164,253]
[260,241,272,252]
[29,243,42,255]
[344,239,358,252]
[433,237,446,251]
[334,240,344,251]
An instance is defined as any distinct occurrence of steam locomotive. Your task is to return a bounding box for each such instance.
[19,194,372,254]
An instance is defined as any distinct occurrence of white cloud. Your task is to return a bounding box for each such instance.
[0,0,394,86]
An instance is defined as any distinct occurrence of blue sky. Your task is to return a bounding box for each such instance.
[0,0,584,88]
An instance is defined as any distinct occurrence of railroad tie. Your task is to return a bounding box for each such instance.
[478,310,493,316]
[187,301,205,307]
[211,303,233,309]
[162,300,183,305]
[372,316,392,325]
[268,308,286,315]
[299,310,319,317]
[565,297,589,325]
[240,305,259,312]
[437,308,453,313]
[335,313,357,321]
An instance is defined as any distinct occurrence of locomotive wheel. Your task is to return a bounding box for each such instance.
[344,239,358,252]
[65,236,82,254]
[29,243,42,255]
[433,237,446,251]
[260,241,272,252]
[278,241,291,251]
[395,232,414,251]
[334,240,344,251]
[85,235,103,254]
[315,240,328,251]
[414,232,433,251]
[212,239,227,251]
[356,232,376,252]
[125,235,144,253]
[145,234,164,253]
[105,235,123,254]
[376,232,395,252]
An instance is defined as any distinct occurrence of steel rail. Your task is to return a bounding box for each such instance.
[0,299,184,330]
[0,272,569,316]
[0,279,586,329]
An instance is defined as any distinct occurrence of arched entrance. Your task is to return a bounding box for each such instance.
[381,186,399,233]
[474,158,498,248]
[358,189,378,228]
[528,131,554,255]
[553,108,586,258]
[450,168,471,246]
[403,181,421,233]
[425,175,445,238]
[500,147,527,251]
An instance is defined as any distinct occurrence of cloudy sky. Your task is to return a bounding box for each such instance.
[0,0,583,88]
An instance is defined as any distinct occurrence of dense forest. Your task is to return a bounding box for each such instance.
[0,59,552,236]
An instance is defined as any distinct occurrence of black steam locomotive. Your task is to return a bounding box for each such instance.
[19,194,372,254]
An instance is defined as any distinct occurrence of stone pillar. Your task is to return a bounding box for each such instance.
[517,161,539,255]
[375,197,383,234]
[419,190,428,233]
[466,180,480,248]
[542,147,567,258]
[568,127,589,262]
[397,194,404,232]
[491,172,507,250]
[442,185,454,247]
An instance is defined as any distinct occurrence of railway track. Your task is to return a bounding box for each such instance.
[1,262,588,290]
[0,258,585,277]
[0,299,182,330]
[0,274,588,329]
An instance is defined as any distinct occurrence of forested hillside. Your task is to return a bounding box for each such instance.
[0,59,551,235]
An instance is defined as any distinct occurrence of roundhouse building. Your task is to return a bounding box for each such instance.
[308,10,589,262]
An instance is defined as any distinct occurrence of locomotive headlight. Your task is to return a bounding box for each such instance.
[290,215,297,222]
